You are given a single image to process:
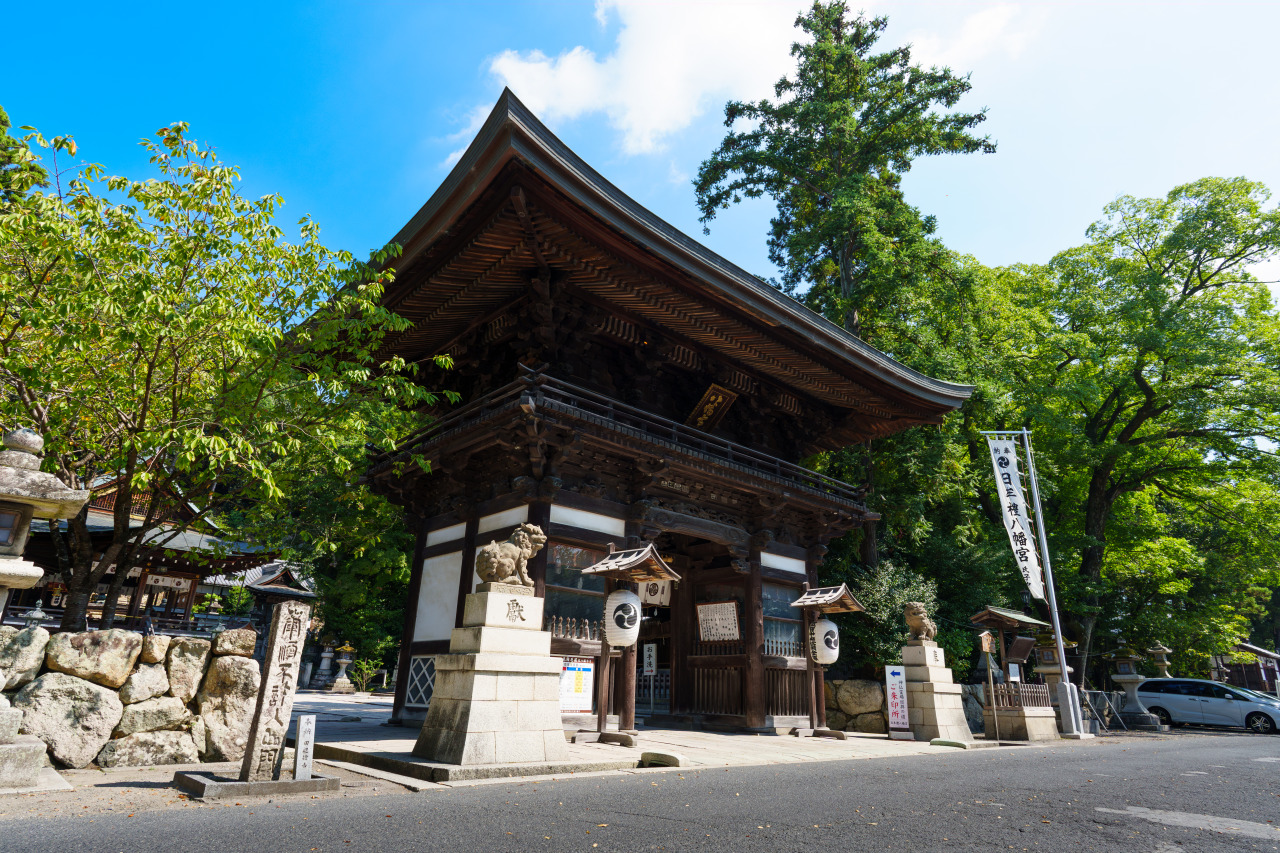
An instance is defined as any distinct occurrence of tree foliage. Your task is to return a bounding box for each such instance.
[0,123,453,630]
[0,105,46,204]
[694,2,994,338]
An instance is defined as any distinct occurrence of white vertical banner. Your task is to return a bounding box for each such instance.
[987,438,1047,600]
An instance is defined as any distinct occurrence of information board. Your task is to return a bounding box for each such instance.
[559,656,595,714]
[885,665,910,731]
[696,601,740,642]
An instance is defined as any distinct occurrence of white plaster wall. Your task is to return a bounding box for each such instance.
[426,522,466,546]
[477,505,528,534]
[414,551,464,642]
[550,504,626,536]
[760,551,807,575]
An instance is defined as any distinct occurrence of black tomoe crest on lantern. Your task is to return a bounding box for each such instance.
[604,589,642,647]
[810,617,839,665]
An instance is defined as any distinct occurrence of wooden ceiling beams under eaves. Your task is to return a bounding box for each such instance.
[375,165,946,445]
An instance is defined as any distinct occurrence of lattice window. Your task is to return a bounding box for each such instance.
[404,656,436,709]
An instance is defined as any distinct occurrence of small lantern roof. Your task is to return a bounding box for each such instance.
[970,605,1051,632]
[580,542,681,583]
[0,430,89,519]
[1147,641,1172,655]
[790,582,865,614]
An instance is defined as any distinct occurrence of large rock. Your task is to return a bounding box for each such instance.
[114,695,191,738]
[45,630,143,689]
[836,679,884,717]
[139,634,171,664]
[823,680,837,710]
[119,663,170,704]
[854,712,887,734]
[196,655,260,761]
[826,709,849,732]
[212,628,257,658]
[961,685,985,733]
[97,730,198,768]
[166,638,211,703]
[13,672,124,768]
[0,626,51,689]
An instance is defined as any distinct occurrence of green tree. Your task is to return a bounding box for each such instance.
[221,425,417,669]
[993,177,1280,674]
[0,106,46,203]
[694,2,994,339]
[0,123,453,630]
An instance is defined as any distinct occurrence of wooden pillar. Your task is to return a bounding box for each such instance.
[807,546,827,730]
[860,519,878,567]
[803,608,817,729]
[528,502,551,601]
[454,516,479,628]
[618,583,638,732]
[743,558,765,729]
[596,578,615,733]
[671,572,693,714]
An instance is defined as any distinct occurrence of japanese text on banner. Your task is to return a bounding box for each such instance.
[986,438,1046,600]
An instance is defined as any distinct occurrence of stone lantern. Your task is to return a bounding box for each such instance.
[1147,641,1173,678]
[0,429,88,622]
[328,642,356,694]
[0,428,88,791]
[1034,630,1077,696]
[1106,638,1161,730]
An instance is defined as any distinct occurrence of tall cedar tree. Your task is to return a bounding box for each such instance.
[693,3,994,340]
[0,106,47,203]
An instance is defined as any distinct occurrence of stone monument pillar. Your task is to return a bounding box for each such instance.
[413,523,568,766]
[240,600,311,781]
[901,602,972,744]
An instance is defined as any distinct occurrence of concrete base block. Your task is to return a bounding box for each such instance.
[172,772,340,800]
[889,730,916,741]
[982,707,1061,741]
[639,751,686,768]
[0,736,47,790]
[0,767,71,796]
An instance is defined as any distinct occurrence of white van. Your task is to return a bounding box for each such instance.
[1137,678,1280,733]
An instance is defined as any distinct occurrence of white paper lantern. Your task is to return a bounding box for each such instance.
[809,617,839,665]
[604,589,642,648]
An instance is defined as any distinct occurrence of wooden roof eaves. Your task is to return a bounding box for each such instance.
[387,89,973,414]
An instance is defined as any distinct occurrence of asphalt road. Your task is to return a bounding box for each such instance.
[6,731,1278,853]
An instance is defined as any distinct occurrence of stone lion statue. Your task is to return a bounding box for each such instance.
[904,601,937,641]
[475,523,547,587]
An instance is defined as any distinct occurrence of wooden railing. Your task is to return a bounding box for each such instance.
[764,636,804,658]
[547,615,603,642]
[766,668,811,717]
[988,682,1053,709]
[372,367,868,507]
[690,667,743,716]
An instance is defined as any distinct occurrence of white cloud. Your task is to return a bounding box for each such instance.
[905,4,1043,71]
[486,0,807,155]
[448,1,1044,163]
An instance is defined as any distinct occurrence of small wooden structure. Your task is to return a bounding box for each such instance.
[374,91,973,730]
[788,582,865,734]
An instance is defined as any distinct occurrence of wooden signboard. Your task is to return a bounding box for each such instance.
[696,601,740,642]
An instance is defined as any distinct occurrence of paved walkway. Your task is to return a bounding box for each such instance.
[291,691,978,781]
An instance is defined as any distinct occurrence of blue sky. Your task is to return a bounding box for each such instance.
[6,1,1279,289]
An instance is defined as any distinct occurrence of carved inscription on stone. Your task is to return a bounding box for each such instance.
[239,600,311,782]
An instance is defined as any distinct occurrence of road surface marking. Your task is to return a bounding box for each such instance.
[1097,806,1280,840]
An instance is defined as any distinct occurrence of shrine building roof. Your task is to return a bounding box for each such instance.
[374,90,972,446]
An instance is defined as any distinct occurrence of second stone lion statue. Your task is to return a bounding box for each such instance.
[904,601,938,641]
[475,522,548,587]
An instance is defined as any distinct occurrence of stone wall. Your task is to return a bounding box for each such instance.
[0,626,260,769]
[824,678,987,735]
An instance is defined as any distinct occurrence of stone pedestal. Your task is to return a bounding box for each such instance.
[1113,674,1162,730]
[982,706,1060,741]
[902,641,972,744]
[413,584,569,766]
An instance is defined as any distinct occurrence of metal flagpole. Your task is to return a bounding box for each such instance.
[1018,427,1088,738]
